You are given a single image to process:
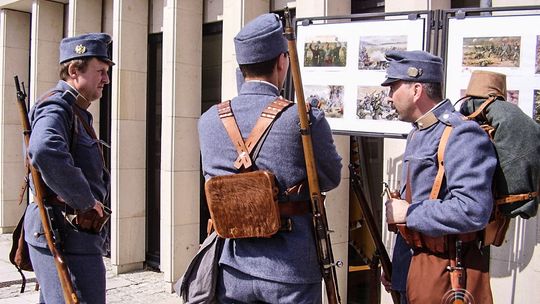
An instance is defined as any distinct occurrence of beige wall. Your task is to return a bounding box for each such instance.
[0,9,30,233]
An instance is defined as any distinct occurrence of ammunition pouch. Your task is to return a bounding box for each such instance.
[482,208,511,247]
[205,170,281,239]
[51,196,111,234]
[72,206,111,234]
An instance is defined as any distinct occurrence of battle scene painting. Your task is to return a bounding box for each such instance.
[303,36,347,67]
[304,85,344,118]
[534,90,540,123]
[356,86,397,120]
[462,36,521,67]
[506,90,519,105]
[358,35,407,70]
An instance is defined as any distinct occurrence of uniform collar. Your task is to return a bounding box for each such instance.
[60,81,92,110]
[239,80,280,96]
[414,99,451,130]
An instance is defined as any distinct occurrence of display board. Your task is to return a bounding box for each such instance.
[444,13,540,123]
[296,16,428,137]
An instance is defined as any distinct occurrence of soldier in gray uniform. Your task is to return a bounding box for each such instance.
[198,13,342,303]
[381,51,497,304]
[24,33,113,304]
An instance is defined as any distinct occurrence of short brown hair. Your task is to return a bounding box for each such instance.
[239,55,280,78]
[58,58,90,80]
[421,82,443,101]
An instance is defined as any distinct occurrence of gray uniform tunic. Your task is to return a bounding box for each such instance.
[391,99,497,291]
[198,81,342,284]
[24,80,110,254]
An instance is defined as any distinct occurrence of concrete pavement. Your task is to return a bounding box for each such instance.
[0,233,181,303]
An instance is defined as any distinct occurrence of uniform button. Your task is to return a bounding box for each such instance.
[442,114,449,120]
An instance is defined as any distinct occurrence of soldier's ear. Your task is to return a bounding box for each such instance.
[67,63,78,79]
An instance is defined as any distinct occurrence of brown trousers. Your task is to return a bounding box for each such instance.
[406,244,493,304]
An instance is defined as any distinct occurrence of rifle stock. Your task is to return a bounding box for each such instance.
[349,165,400,304]
[14,76,79,304]
[283,9,341,304]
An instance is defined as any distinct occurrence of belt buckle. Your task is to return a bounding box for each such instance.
[279,217,293,232]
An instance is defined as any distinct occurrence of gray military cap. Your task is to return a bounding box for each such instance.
[381,50,443,86]
[234,13,288,65]
[59,33,115,65]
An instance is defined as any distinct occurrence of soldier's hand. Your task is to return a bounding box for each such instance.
[93,201,104,218]
[381,271,392,292]
[385,198,408,224]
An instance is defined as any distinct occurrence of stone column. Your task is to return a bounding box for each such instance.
[221,0,269,99]
[67,0,103,132]
[110,0,148,274]
[29,0,63,103]
[160,0,203,289]
[294,1,351,303]
[0,9,31,232]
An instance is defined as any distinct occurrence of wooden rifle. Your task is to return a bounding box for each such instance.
[349,164,400,304]
[283,8,342,304]
[14,76,79,304]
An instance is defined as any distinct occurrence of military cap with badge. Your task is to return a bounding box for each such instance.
[381,50,443,86]
[59,33,115,65]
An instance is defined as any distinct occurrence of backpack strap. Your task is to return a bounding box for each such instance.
[217,101,252,170]
[496,192,538,205]
[218,98,293,171]
[430,126,453,199]
[466,96,497,120]
[72,105,106,167]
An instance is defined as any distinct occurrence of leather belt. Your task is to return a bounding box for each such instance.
[279,200,310,217]
[43,195,75,214]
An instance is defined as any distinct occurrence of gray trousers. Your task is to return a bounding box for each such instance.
[28,244,106,304]
[217,264,322,304]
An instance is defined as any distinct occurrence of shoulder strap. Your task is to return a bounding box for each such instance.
[72,106,106,167]
[466,96,497,120]
[218,98,293,171]
[430,126,453,200]
[218,101,253,170]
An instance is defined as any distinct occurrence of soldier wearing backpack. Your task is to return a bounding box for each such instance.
[198,13,342,303]
[382,50,497,304]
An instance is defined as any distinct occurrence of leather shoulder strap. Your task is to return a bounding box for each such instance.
[466,96,497,120]
[72,106,106,166]
[217,101,252,170]
[218,98,293,171]
[430,126,453,200]
[234,98,292,168]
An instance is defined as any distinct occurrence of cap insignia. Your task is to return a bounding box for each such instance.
[407,67,423,78]
[74,44,87,55]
